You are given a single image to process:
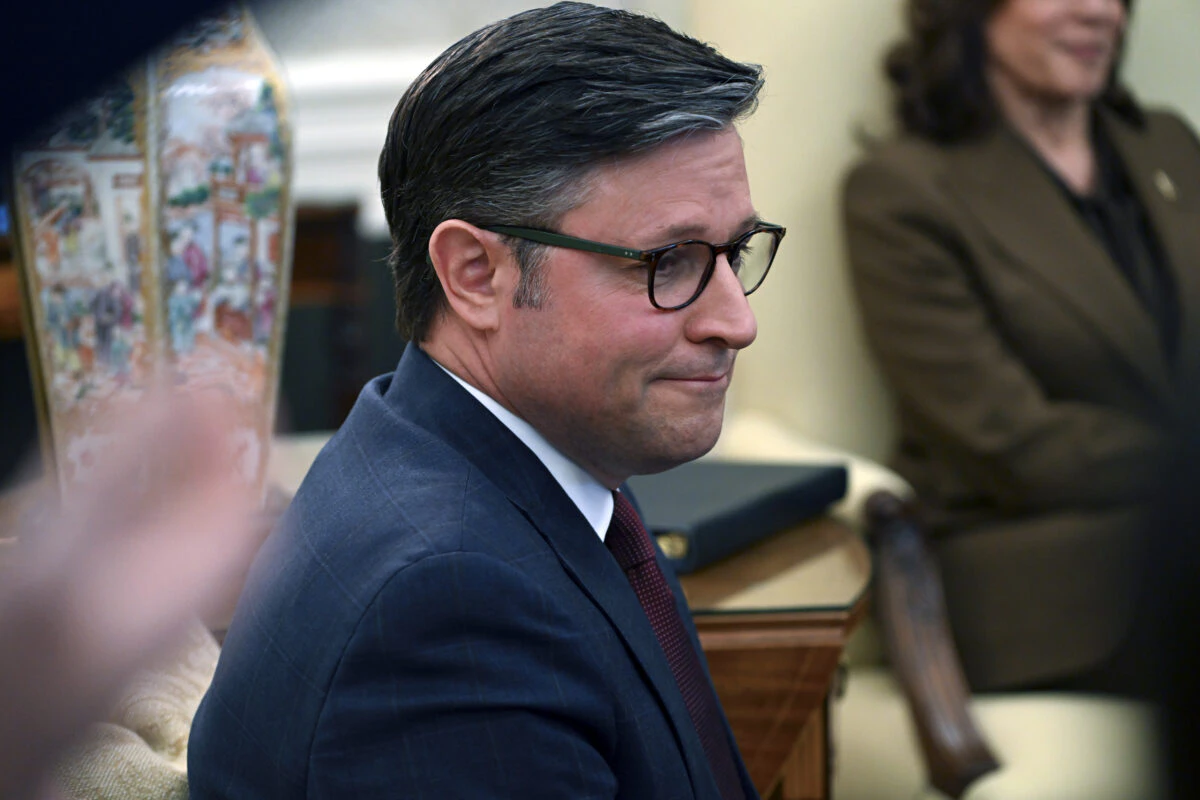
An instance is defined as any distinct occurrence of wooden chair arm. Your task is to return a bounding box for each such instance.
[864,490,1000,799]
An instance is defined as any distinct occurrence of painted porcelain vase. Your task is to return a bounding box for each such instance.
[11,5,293,498]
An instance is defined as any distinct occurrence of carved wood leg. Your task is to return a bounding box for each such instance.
[866,491,1000,798]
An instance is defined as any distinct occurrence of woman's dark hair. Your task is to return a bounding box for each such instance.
[885,0,1142,142]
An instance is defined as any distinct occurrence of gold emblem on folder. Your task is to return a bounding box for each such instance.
[656,532,690,560]
[1154,170,1178,203]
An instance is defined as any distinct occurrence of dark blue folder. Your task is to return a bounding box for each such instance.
[626,460,849,574]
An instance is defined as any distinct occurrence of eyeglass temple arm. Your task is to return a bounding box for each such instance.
[486,225,646,262]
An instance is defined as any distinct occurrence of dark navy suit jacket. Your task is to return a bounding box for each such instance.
[188,344,756,799]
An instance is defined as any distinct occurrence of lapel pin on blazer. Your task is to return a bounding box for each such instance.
[1154,169,1178,203]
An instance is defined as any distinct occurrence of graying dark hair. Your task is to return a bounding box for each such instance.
[378,1,764,342]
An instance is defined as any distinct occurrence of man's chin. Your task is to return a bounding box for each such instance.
[636,417,724,476]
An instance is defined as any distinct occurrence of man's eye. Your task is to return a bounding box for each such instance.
[728,242,754,274]
[654,252,686,279]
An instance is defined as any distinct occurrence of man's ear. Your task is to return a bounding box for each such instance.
[427,220,515,332]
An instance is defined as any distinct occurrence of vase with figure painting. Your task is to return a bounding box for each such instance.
[10,4,293,498]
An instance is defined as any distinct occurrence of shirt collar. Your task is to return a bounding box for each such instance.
[434,360,614,541]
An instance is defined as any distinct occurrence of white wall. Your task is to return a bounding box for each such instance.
[689,0,903,460]
[1124,0,1200,127]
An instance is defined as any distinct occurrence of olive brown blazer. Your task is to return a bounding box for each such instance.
[843,108,1200,690]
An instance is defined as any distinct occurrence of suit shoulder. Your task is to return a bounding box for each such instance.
[1140,107,1200,155]
[285,448,531,583]
[842,135,958,213]
[846,136,951,188]
[842,135,967,233]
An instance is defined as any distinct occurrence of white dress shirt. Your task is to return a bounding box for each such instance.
[436,362,614,541]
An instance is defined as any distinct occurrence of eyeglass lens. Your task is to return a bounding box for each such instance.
[651,229,779,309]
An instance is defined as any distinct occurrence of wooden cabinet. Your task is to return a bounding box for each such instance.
[681,517,870,800]
[0,237,22,341]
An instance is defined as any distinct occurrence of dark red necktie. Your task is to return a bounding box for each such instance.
[607,491,746,800]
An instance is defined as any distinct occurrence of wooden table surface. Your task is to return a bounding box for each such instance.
[681,516,869,615]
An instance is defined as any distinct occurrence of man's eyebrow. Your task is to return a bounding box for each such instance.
[649,214,764,247]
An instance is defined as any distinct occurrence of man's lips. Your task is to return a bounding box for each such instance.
[672,374,728,382]
[658,367,733,386]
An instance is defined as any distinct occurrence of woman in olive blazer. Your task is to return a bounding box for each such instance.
[844,0,1200,691]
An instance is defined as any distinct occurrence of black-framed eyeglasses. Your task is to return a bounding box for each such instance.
[486,222,786,311]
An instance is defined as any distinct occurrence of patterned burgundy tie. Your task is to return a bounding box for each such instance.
[607,490,746,800]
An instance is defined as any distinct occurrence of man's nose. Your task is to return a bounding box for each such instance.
[683,253,758,349]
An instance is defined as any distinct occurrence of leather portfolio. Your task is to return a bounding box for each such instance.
[626,460,849,574]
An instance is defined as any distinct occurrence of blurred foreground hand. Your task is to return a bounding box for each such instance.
[0,392,260,800]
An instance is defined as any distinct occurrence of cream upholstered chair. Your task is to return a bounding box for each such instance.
[50,624,221,800]
[713,410,1165,800]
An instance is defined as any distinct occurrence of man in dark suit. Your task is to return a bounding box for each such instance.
[189,3,785,797]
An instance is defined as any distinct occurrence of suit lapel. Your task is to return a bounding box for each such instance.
[1102,108,1200,386]
[388,345,720,800]
[522,496,722,800]
[940,123,1177,406]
